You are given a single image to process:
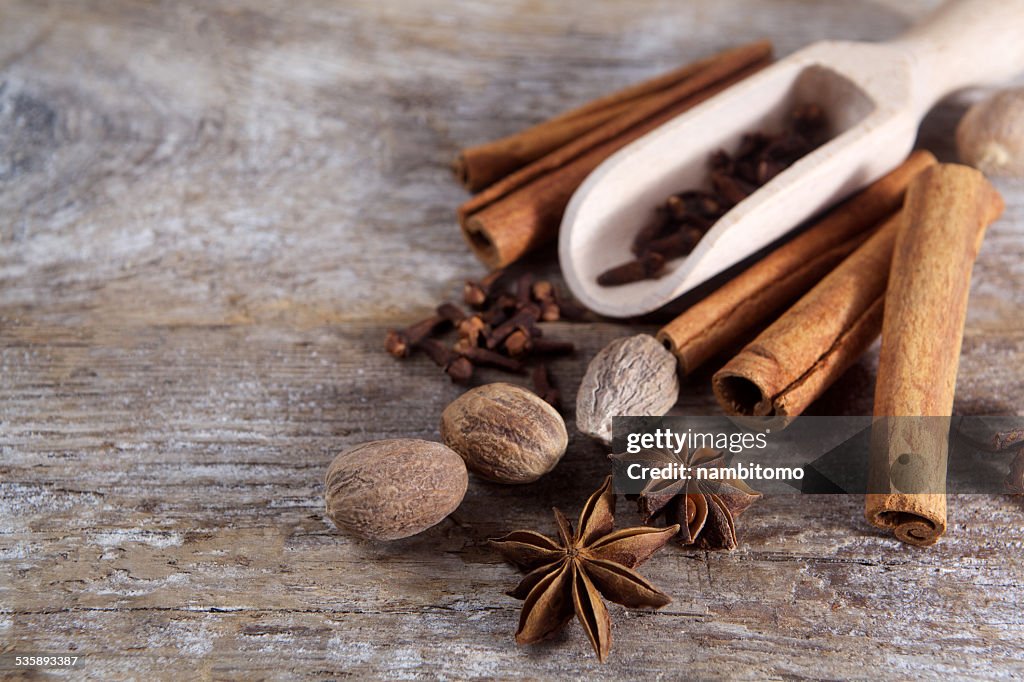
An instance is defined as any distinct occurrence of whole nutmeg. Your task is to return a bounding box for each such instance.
[576,334,679,446]
[956,88,1024,178]
[440,383,567,484]
[324,439,468,541]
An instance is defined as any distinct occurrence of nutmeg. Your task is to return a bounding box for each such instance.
[440,382,567,484]
[324,439,468,541]
[576,334,679,446]
[956,87,1024,178]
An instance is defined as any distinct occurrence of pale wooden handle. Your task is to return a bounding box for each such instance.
[890,0,1024,111]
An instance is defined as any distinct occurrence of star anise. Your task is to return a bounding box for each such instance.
[1005,449,1024,495]
[489,476,678,662]
[996,429,1024,494]
[952,426,1024,495]
[614,448,760,551]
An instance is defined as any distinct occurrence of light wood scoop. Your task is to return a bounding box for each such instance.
[559,0,1024,318]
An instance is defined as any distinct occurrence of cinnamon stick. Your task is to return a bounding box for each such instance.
[658,151,937,375]
[865,165,1004,547]
[712,213,902,423]
[458,41,773,269]
[452,46,755,192]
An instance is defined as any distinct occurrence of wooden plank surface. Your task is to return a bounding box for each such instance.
[2,0,1023,678]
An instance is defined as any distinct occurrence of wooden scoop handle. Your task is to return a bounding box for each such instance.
[891,0,1024,113]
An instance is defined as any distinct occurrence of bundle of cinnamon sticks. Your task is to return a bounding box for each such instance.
[453,41,773,269]
[453,42,1007,548]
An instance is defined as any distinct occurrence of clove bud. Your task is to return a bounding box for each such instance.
[463,269,506,309]
[457,344,525,373]
[446,356,475,385]
[596,252,665,286]
[487,305,540,349]
[436,302,468,325]
[385,315,448,358]
[532,363,561,410]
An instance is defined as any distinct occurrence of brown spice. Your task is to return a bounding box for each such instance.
[531,280,561,321]
[712,214,899,422]
[436,302,467,325]
[453,43,773,193]
[612,448,760,550]
[957,427,1024,495]
[384,314,448,358]
[463,269,507,308]
[457,345,525,373]
[488,305,540,349]
[598,103,829,286]
[503,329,531,357]
[576,335,680,446]
[445,356,474,385]
[595,252,665,286]
[994,428,1024,452]
[531,363,560,410]
[324,440,468,541]
[657,151,937,376]
[997,427,1024,494]
[1005,448,1024,495]
[457,315,488,346]
[530,338,575,356]
[387,274,580,403]
[417,338,455,368]
[441,382,567,484]
[459,42,773,269]
[490,476,678,662]
[865,164,1005,547]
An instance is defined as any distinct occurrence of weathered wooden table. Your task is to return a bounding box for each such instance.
[3,1,1023,678]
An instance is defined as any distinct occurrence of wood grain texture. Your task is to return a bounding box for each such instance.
[1,0,1023,679]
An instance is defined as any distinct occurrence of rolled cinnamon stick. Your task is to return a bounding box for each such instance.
[712,213,902,423]
[459,42,773,269]
[658,151,937,375]
[865,165,1004,547]
[454,103,634,193]
[452,44,771,192]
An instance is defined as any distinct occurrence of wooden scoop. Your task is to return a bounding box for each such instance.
[559,0,1024,318]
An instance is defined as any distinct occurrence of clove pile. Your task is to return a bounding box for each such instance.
[598,103,829,286]
[384,270,584,410]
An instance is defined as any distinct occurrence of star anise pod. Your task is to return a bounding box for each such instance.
[952,427,1024,494]
[996,429,1024,494]
[614,448,760,551]
[489,476,678,662]
[1005,449,1024,495]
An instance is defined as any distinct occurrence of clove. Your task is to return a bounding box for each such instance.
[416,338,454,367]
[388,269,590,412]
[436,302,468,325]
[385,315,448,358]
[457,345,525,373]
[504,329,531,357]
[457,315,489,347]
[445,356,474,385]
[463,269,506,309]
[487,305,540,349]
[596,252,665,286]
[599,103,829,287]
[530,338,575,355]
[531,280,561,321]
[532,363,560,410]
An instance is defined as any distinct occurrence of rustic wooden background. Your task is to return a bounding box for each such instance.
[2,0,1023,679]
